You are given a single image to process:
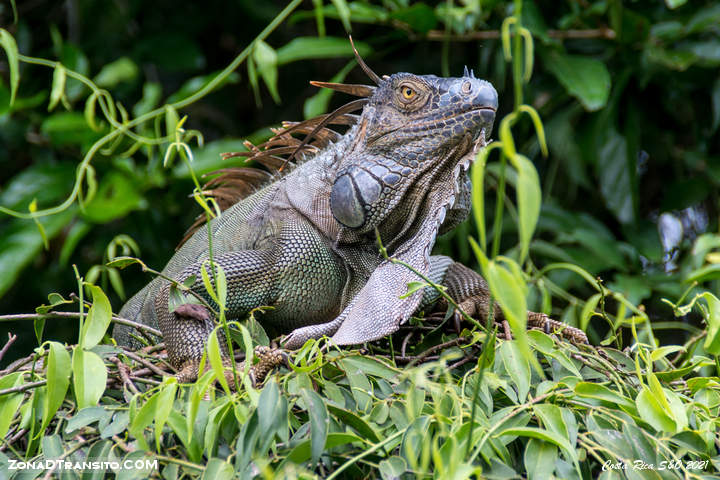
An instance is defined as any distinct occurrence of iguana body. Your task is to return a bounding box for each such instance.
[114,66,587,379]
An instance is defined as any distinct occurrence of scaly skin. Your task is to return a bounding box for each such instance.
[114,70,587,381]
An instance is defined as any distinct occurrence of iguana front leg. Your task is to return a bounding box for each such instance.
[439,259,589,344]
[156,249,278,381]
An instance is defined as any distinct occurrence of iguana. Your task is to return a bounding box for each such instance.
[114,52,588,382]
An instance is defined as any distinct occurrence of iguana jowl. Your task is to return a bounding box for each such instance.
[114,60,587,380]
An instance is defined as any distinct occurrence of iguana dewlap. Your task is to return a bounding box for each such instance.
[114,63,587,380]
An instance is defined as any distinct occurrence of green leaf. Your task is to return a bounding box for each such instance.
[276,36,371,65]
[700,292,720,355]
[48,64,66,111]
[379,456,408,480]
[154,379,178,451]
[543,51,611,111]
[389,3,438,34]
[72,347,108,409]
[80,284,112,349]
[343,362,373,412]
[486,260,527,332]
[83,441,113,479]
[0,29,19,107]
[400,281,431,299]
[106,256,147,270]
[686,4,720,34]
[36,292,74,314]
[339,355,399,380]
[664,0,687,8]
[165,105,180,139]
[574,382,636,411]
[84,90,103,132]
[65,407,111,433]
[82,172,145,223]
[402,415,432,466]
[41,112,104,146]
[128,392,159,451]
[499,342,530,402]
[42,434,63,459]
[636,386,677,433]
[596,128,635,225]
[41,342,71,434]
[327,405,381,443]
[93,57,139,88]
[253,40,280,104]
[329,0,351,31]
[0,373,25,439]
[495,427,578,465]
[207,328,230,394]
[285,432,363,464]
[301,388,329,468]
[524,438,558,480]
[511,154,541,262]
[649,345,685,362]
[202,458,234,480]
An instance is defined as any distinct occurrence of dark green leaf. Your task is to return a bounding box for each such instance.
[276,37,371,65]
[389,3,438,34]
[543,51,611,111]
[301,388,329,467]
[72,347,108,410]
[327,405,380,443]
[0,29,19,106]
[81,284,112,349]
[93,57,139,88]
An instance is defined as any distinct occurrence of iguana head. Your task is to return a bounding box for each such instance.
[330,69,497,232]
[364,71,497,150]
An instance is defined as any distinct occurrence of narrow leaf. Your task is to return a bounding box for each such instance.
[80,284,112,349]
[72,347,108,409]
[0,29,19,106]
[48,64,66,111]
[41,342,71,434]
[301,388,329,468]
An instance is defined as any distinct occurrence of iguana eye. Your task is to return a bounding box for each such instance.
[401,86,416,100]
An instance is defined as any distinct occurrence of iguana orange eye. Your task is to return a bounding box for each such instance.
[401,86,416,99]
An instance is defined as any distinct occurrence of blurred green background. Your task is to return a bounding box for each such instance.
[1,0,719,363]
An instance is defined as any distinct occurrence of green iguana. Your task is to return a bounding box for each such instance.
[114,52,588,382]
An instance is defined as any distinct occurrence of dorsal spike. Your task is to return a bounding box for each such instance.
[283,98,368,169]
[463,65,470,77]
[310,81,375,98]
[349,35,382,86]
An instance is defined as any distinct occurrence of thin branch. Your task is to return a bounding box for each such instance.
[121,350,172,377]
[406,336,470,368]
[0,428,28,452]
[0,379,46,396]
[0,333,17,363]
[423,28,616,41]
[0,311,162,337]
[109,357,141,395]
